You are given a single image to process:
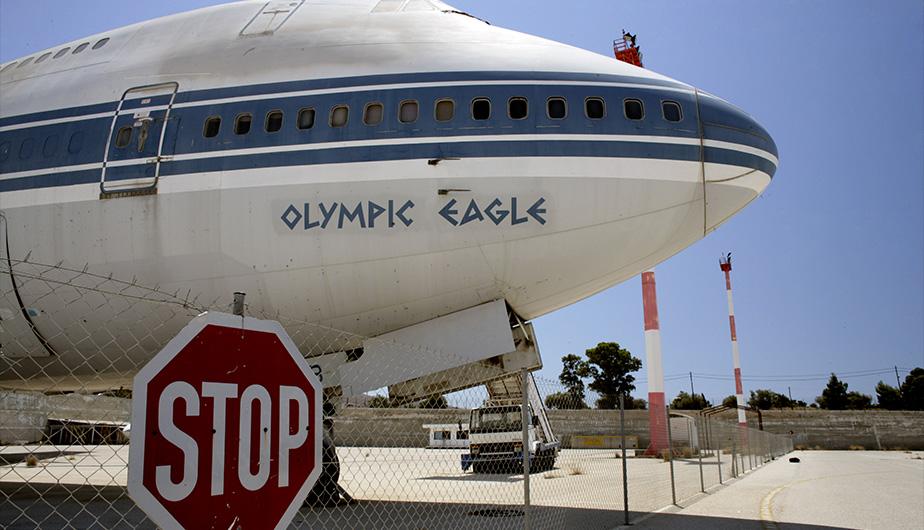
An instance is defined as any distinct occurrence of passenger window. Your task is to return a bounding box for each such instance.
[508,97,528,120]
[662,101,682,122]
[92,38,110,50]
[435,99,454,122]
[624,99,644,120]
[472,98,491,120]
[0,142,10,162]
[54,47,70,59]
[364,103,384,125]
[547,97,567,119]
[43,135,59,157]
[115,127,133,148]
[19,138,34,160]
[73,43,90,54]
[265,110,283,133]
[17,57,34,68]
[68,132,84,154]
[0,62,16,73]
[330,105,349,127]
[585,97,605,119]
[234,114,252,135]
[35,52,52,64]
[203,116,221,138]
[297,108,315,130]
[399,100,419,123]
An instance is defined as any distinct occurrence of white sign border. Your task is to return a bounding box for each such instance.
[128,311,324,530]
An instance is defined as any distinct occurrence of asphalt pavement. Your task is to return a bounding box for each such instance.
[629,450,924,530]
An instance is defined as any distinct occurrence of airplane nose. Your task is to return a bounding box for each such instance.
[697,91,778,232]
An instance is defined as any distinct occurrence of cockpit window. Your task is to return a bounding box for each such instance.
[662,101,682,122]
[624,99,644,120]
[472,98,491,120]
[585,97,605,119]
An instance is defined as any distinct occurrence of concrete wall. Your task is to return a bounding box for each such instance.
[330,407,924,450]
[0,392,130,444]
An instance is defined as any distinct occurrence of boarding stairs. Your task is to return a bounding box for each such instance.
[484,371,557,445]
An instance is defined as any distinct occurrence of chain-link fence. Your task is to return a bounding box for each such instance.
[1,260,792,529]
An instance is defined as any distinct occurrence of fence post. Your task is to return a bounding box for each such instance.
[665,405,676,505]
[712,416,722,484]
[747,430,753,471]
[521,368,530,530]
[620,394,629,526]
[731,430,738,479]
[696,416,705,493]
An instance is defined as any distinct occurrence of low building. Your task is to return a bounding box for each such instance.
[423,422,470,448]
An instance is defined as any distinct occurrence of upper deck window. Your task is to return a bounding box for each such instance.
[92,38,110,50]
[19,138,34,160]
[547,97,567,120]
[624,99,644,120]
[43,135,59,157]
[472,98,491,120]
[297,108,315,130]
[435,99,454,122]
[234,114,252,135]
[265,110,283,133]
[399,100,419,123]
[72,42,90,54]
[585,97,605,119]
[203,116,221,138]
[0,62,16,72]
[54,47,70,59]
[661,101,682,122]
[508,97,528,120]
[35,52,52,64]
[364,103,384,126]
[330,105,349,127]
[17,57,34,68]
[0,142,11,162]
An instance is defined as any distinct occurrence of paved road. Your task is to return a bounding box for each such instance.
[631,450,924,530]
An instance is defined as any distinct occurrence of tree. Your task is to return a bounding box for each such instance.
[901,367,924,410]
[748,389,793,410]
[671,391,711,410]
[875,381,903,410]
[556,353,590,407]
[582,342,642,409]
[545,391,588,410]
[816,374,848,410]
[722,395,738,409]
[845,391,872,410]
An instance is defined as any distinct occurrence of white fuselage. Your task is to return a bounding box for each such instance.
[0,0,777,390]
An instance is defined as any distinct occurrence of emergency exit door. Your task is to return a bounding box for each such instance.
[100,82,179,196]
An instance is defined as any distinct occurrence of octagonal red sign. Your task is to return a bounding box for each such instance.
[128,312,322,530]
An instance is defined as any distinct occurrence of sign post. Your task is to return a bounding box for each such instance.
[128,312,322,530]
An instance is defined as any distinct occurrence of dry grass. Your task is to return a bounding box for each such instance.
[848,445,866,451]
[25,454,39,467]
[566,465,584,476]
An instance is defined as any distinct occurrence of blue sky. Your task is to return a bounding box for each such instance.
[1,1,921,404]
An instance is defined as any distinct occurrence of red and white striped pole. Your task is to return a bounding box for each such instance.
[641,269,669,455]
[720,254,747,428]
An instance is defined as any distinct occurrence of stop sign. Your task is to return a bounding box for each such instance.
[128,312,322,530]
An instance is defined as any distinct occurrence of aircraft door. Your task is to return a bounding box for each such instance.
[100,82,179,197]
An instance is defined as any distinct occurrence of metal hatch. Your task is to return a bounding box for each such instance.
[241,1,305,36]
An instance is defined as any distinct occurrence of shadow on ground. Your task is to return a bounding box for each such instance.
[1,483,849,530]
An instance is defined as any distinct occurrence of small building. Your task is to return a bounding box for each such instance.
[423,422,470,448]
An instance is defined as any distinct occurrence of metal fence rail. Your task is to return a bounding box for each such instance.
[1,261,793,529]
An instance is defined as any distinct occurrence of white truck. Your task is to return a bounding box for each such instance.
[462,372,559,474]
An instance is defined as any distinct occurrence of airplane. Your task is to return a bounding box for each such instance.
[0,0,777,395]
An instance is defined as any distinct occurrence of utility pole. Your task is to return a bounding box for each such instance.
[788,386,793,409]
[895,366,903,393]
[689,372,695,397]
